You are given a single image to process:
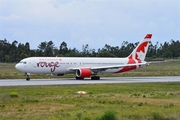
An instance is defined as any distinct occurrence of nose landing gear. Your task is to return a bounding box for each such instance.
[25,73,30,81]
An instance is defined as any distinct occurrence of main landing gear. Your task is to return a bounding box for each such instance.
[75,76,100,80]
[25,73,30,81]
[91,76,100,80]
[76,76,84,80]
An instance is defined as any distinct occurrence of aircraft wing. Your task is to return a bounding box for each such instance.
[69,62,148,71]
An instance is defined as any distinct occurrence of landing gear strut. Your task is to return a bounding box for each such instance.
[25,73,30,81]
[91,71,100,80]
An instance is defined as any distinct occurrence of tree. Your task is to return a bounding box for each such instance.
[0,37,180,62]
[10,40,18,62]
[59,41,68,56]
[82,44,90,57]
[37,41,55,56]
[44,41,55,56]
[38,41,47,52]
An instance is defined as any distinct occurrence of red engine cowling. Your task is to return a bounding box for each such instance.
[76,68,92,78]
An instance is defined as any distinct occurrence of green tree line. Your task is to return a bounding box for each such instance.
[0,38,179,62]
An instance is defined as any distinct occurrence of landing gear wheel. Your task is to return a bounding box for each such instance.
[91,76,100,80]
[76,76,84,80]
[26,77,30,81]
[25,73,30,81]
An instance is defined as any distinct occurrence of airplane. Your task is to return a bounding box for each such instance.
[15,34,152,81]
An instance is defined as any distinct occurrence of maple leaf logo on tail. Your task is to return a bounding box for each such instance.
[116,34,152,73]
[127,34,152,62]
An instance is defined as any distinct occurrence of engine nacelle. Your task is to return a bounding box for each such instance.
[76,68,92,78]
[51,73,64,76]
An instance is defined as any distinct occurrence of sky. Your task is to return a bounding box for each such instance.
[0,0,180,51]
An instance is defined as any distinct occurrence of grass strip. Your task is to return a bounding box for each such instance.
[0,82,180,119]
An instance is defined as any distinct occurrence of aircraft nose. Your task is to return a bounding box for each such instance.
[15,63,22,71]
[15,64,19,70]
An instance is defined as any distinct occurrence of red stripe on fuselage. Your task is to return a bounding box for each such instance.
[115,65,137,73]
[115,57,137,73]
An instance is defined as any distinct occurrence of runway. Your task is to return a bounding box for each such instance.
[0,76,180,86]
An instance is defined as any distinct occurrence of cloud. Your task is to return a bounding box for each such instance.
[0,0,179,50]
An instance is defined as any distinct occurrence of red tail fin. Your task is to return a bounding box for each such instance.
[127,34,152,62]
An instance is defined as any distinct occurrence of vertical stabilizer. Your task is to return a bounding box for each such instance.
[127,34,152,62]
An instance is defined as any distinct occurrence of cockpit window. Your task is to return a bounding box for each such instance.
[19,61,27,64]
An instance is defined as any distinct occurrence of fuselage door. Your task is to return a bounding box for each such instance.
[33,60,37,68]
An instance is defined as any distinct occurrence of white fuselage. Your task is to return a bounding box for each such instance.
[15,57,139,75]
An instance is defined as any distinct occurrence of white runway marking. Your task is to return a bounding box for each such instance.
[0,76,180,86]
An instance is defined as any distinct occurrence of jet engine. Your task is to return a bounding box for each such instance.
[76,68,92,78]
